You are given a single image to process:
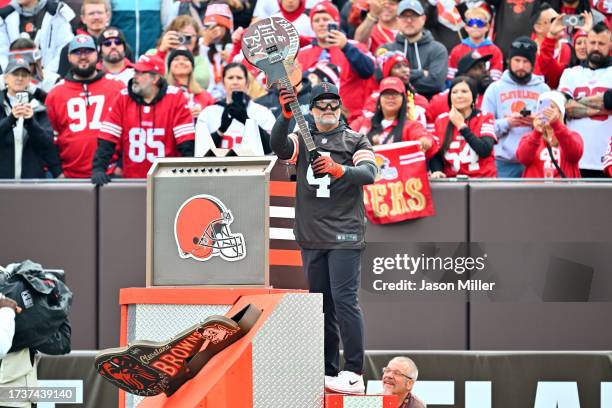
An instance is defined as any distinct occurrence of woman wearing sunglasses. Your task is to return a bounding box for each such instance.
[447,7,503,81]
[350,77,435,156]
[430,76,497,178]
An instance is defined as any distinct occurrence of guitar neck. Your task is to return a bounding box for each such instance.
[279,77,317,153]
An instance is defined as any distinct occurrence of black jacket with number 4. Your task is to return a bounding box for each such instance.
[271,116,377,249]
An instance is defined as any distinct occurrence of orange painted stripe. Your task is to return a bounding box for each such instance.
[270,249,303,266]
[270,181,296,197]
[120,287,276,305]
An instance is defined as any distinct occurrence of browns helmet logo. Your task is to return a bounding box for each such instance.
[511,100,526,115]
[174,195,246,262]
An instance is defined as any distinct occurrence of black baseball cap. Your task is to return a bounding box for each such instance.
[310,82,340,107]
[457,52,492,76]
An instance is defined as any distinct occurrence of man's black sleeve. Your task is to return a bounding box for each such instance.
[460,127,495,157]
[92,139,117,172]
[270,115,295,160]
[604,89,612,110]
[343,161,377,185]
[258,126,272,154]
[177,140,195,156]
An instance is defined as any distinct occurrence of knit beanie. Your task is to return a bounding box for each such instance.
[508,36,537,66]
[167,48,195,71]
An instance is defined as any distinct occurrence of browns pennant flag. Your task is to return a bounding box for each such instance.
[364,141,435,224]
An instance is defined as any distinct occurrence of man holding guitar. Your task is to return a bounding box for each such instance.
[271,82,377,394]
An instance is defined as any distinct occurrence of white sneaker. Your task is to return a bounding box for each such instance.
[324,371,365,394]
[324,375,336,389]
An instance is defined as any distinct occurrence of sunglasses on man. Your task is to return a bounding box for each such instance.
[102,38,122,47]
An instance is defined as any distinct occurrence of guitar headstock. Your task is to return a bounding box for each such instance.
[241,17,300,88]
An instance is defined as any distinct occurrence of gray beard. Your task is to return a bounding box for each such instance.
[315,116,339,126]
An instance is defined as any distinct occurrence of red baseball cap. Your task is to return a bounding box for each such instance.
[379,76,406,95]
[309,2,340,24]
[133,54,166,76]
[382,52,409,78]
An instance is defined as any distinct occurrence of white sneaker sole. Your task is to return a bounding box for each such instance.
[324,385,365,395]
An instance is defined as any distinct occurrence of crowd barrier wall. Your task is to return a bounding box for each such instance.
[37,350,612,408]
[0,179,611,350]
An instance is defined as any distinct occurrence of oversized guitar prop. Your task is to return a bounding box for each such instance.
[95,304,261,397]
[242,17,324,176]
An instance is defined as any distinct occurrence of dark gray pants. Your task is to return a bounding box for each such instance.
[301,248,364,376]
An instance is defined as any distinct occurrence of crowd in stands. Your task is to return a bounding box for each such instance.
[0,0,610,181]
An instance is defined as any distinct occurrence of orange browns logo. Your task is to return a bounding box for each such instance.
[174,195,246,262]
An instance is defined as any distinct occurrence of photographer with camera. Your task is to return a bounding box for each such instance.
[482,37,550,178]
[196,63,274,154]
[148,15,211,92]
[0,57,62,179]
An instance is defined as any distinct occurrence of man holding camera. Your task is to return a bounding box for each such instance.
[91,54,195,183]
[271,82,377,394]
[0,57,62,179]
[298,1,376,122]
[482,37,550,178]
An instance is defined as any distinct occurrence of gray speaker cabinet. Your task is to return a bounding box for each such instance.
[146,157,277,286]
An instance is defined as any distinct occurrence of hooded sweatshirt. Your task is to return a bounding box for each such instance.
[481,70,550,163]
[378,30,448,99]
[46,70,126,177]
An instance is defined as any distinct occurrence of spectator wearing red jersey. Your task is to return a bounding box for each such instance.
[431,76,497,178]
[353,0,400,54]
[298,2,377,122]
[350,77,436,156]
[448,7,503,81]
[166,48,215,120]
[46,35,125,179]
[361,52,430,127]
[517,91,583,178]
[91,55,195,184]
[531,4,572,86]
[429,52,494,132]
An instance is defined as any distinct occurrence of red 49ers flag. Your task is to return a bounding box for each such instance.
[363,141,435,224]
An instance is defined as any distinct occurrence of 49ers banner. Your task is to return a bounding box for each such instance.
[364,141,435,224]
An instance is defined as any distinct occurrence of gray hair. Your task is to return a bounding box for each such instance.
[390,356,419,381]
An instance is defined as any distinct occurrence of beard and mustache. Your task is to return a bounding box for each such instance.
[72,62,97,78]
[587,50,610,68]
